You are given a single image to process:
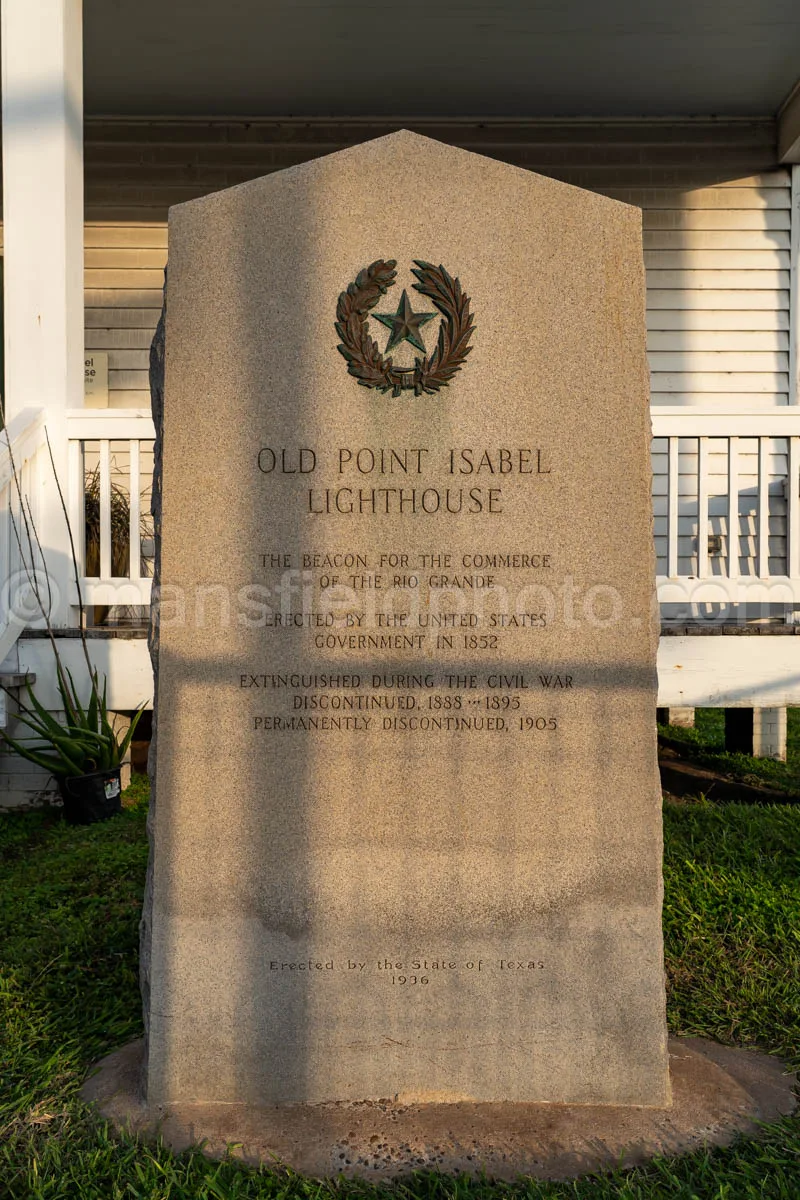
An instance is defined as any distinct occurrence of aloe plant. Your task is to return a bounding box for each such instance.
[1,667,143,779]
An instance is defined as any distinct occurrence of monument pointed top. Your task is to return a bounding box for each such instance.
[170,124,637,219]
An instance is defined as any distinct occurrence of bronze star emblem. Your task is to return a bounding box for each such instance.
[336,259,475,395]
[373,289,436,354]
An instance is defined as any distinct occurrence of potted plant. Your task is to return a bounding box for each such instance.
[0,412,147,823]
[2,667,143,824]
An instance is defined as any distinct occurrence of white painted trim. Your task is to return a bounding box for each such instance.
[657,576,800,604]
[779,78,800,163]
[651,408,800,436]
[0,408,45,491]
[68,578,152,605]
[17,636,153,711]
[65,413,155,440]
[658,636,800,707]
[0,622,22,668]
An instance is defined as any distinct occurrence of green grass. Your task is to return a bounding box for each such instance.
[658,706,800,795]
[1,778,799,1198]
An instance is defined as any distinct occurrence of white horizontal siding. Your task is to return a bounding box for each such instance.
[647,331,788,350]
[643,230,790,249]
[76,146,791,416]
[650,393,788,406]
[644,209,790,230]
[85,289,163,308]
[645,249,788,268]
[647,291,786,310]
[84,226,168,248]
[85,306,164,327]
[640,171,792,408]
[648,270,789,289]
[84,328,156,348]
[649,352,785,371]
[84,223,165,408]
[86,269,166,289]
[612,185,790,209]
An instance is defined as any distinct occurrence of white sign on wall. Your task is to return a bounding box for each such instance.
[84,352,109,407]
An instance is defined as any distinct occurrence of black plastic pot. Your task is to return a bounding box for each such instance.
[59,767,122,825]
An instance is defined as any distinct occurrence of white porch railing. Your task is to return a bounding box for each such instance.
[68,405,800,614]
[7,406,800,641]
[65,411,156,611]
[652,407,800,606]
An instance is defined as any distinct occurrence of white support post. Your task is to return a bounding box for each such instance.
[752,708,788,762]
[1,0,84,627]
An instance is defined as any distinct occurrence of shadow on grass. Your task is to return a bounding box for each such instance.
[659,707,800,798]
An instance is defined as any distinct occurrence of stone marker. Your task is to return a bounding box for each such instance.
[142,130,669,1108]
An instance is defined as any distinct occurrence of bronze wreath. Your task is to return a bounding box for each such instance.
[335,259,475,396]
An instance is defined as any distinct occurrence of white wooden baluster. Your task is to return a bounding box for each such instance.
[727,436,739,579]
[129,439,141,581]
[788,437,800,579]
[0,479,9,612]
[667,436,679,577]
[7,460,18,591]
[757,437,770,579]
[99,440,111,579]
[20,456,30,572]
[697,437,709,578]
[67,438,84,580]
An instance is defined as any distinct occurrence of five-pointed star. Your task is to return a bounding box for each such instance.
[373,289,436,354]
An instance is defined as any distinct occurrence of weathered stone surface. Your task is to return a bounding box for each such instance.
[146,130,667,1106]
[139,278,165,1055]
[84,1037,796,1180]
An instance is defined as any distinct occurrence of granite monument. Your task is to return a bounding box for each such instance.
[142,130,669,1107]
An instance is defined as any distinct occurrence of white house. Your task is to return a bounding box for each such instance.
[2,0,800,805]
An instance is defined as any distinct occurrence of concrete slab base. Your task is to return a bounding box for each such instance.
[81,1038,796,1182]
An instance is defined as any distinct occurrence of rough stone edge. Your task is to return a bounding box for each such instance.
[81,1036,797,1183]
[138,270,166,1098]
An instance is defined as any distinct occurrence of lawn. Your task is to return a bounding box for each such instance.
[1,777,799,1199]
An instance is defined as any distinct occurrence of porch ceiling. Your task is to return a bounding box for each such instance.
[83,0,800,119]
